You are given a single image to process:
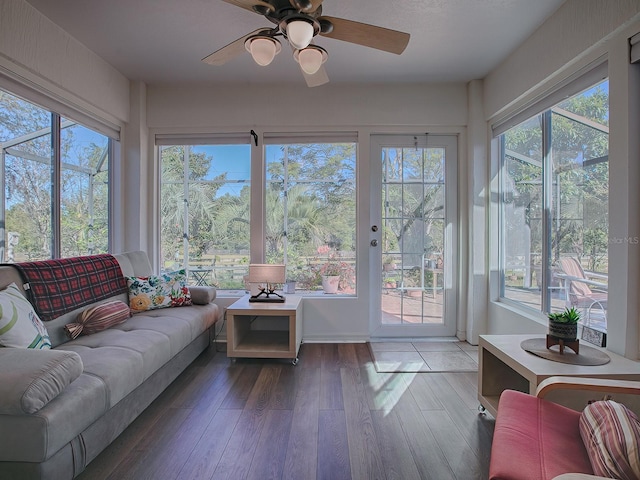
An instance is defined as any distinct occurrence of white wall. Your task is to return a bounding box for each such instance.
[0,0,130,126]
[146,82,468,341]
[483,0,640,359]
[147,83,466,130]
[485,0,640,121]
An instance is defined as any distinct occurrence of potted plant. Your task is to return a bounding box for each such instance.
[548,307,581,341]
[384,276,398,289]
[316,245,346,293]
[382,255,397,271]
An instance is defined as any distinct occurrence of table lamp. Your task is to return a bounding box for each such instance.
[248,264,286,303]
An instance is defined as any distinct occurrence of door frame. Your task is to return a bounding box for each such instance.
[369,134,458,338]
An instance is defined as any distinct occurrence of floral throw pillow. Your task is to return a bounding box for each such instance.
[0,282,51,349]
[127,270,192,313]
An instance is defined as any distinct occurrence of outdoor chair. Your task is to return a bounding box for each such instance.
[556,257,608,330]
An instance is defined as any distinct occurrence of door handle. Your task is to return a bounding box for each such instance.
[370,239,378,247]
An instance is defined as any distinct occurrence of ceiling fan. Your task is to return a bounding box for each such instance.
[202,0,410,87]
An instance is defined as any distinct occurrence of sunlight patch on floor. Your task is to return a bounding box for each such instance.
[368,341,478,373]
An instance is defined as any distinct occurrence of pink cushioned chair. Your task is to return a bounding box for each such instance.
[489,377,640,480]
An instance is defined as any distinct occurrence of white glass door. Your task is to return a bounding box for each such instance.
[370,135,457,337]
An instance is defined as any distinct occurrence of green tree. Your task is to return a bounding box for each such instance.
[504,82,609,273]
[160,146,224,265]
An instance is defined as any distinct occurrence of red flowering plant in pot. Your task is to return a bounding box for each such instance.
[315,245,355,294]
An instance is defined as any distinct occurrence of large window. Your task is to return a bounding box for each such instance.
[0,89,113,261]
[159,136,357,294]
[499,79,609,330]
[160,143,251,289]
[265,140,356,294]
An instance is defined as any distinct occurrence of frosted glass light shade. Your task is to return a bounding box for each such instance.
[286,20,314,49]
[246,37,281,66]
[294,45,327,75]
[297,48,322,74]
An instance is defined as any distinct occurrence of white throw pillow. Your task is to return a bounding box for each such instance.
[0,283,51,349]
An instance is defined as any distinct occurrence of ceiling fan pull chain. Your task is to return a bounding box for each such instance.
[250,129,258,146]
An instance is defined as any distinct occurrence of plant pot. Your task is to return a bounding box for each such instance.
[548,320,578,341]
[283,281,296,294]
[321,275,340,294]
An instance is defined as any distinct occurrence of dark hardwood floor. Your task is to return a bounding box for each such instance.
[77,343,495,480]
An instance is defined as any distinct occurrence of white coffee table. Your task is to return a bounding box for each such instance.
[478,334,640,416]
[226,294,303,364]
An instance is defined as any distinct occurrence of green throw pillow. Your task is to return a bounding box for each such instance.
[0,283,51,349]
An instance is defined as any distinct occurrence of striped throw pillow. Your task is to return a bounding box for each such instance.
[64,300,131,339]
[0,283,50,349]
[579,399,640,480]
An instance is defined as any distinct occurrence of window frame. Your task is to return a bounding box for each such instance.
[156,132,358,296]
[0,88,116,260]
[495,74,609,318]
[264,137,358,295]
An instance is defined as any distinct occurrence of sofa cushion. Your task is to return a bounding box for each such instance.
[127,270,192,312]
[115,303,218,357]
[489,390,594,480]
[579,400,640,480]
[0,348,83,414]
[64,300,131,339]
[59,302,218,407]
[0,283,51,349]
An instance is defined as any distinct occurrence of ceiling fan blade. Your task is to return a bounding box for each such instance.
[301,64,329,87]
[201,28,270,66]
[220,0,274,14]
[319,16,410,55]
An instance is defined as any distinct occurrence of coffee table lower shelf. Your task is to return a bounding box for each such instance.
[230,330,292,357]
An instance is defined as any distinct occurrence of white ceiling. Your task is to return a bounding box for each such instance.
[24,0,565,87]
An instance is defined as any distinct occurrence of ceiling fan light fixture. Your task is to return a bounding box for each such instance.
[294,45,327,75]
[286,19,315,50]
[244,35,281,66]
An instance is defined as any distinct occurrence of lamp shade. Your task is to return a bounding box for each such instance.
[286,19,314,49]
[248,264,286,284]
[294,45,327,75]
[245,36,281,66]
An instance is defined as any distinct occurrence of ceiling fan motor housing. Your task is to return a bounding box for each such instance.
[278,13,321,42]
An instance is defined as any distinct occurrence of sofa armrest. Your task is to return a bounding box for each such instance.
[189,285,216,304]
[537,376,640,399]
[0,348,83,414]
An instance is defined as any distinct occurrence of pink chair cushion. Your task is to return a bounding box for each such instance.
[489,390,594,480]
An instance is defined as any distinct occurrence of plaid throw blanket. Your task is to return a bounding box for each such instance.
[13,254,128,322]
